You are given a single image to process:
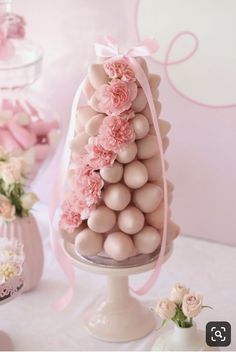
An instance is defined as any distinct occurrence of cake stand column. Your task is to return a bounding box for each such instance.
[81,274,156,342]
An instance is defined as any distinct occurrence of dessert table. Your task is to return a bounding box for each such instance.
[0,203,235,351]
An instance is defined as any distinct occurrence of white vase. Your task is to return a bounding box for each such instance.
[152,323,209,351]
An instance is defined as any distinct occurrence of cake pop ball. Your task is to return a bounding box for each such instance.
[136,57,149,77]
[77,106,97,128]
[100,161,123,183]
[130,114,149,140]
[59,222,87,243]
[89,94,102,112]
[118,206,145,234]
[85,114,105,136]
[132,88,147,112]
[160,221,180,242]
[88,206,116,233]
[83,77,95,100]
[75,228,104,256]
[146,202,171,229]
[117,142,137,164]
[103,183,131,211]
[149,74,161,93]
[133,226,161,254]
[142,101,161,123]
[133,183,163,213]
[124,160,148,189]
[149,120,171,137]
[104,232,134,261]
[137,134,158,159]
[70,132,89,153]
[88,64,108,88]
[143,156,169,181]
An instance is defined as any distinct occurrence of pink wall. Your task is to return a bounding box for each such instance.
[14,0,236,246]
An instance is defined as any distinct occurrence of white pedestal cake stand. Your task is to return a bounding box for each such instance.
[63,240,173,342]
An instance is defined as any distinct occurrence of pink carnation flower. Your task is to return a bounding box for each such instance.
[75,164,104,206]
[94,79,137,116]
[104,58,136,83]
[60,197,82,233]
[85,137,116,170]
[98,116,135,152]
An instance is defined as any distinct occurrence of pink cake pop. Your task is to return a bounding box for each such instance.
[116,142,137,163]
[130,114,150,140]
[85,114,105,136]
[103,183,131,211]
[100,161,123,183]
[123,160,148,189]
[118,206,145,235]
[104,232,134,261]
[133,226,161,254]
[133,183,163,213]
[75,228,104,256]
[87,205,116,233]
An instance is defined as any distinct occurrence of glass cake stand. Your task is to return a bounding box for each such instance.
[0,274,24,351]
[62,240,173,342]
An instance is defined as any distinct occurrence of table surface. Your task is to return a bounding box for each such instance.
[1,204,235,351]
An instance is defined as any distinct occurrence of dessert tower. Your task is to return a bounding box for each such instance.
[60,51,179,264]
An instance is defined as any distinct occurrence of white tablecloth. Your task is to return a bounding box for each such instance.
[1,203,235,351]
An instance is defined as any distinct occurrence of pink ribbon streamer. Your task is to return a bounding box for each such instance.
[95,37,168,295]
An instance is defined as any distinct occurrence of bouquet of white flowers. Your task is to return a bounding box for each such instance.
[0,147,38,221]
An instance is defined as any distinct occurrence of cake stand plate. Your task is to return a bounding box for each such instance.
[63,240,173,342]
[0,331,14,351]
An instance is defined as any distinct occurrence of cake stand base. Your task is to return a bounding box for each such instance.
[81,276,155,342]
[0,331,14,351]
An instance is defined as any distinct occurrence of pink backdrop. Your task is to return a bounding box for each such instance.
[14,0,236,246]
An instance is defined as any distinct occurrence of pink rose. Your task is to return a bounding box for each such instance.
[94,79,137,115]
[155,298,176,320]
[85,137,116,170]
[182,293,203,318]
[104,58,136,83]
[98,116,135,152]
[170,283,190,304]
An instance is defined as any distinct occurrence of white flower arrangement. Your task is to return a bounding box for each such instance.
[0,237,24,284]
[0,147,38,221]
[154,283,212,328]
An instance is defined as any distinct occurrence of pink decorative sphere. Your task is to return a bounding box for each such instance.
[75,228,104,256]
[100,161,123,183]
[117,142,137,164]
[103,183,131,211]
[133,183,163,213]
[133,226,161,254]
[124,160,148,189]
[104,232,134,261]
[118,206,145,234]
[87,206,116,233]
[130,114,149,140]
